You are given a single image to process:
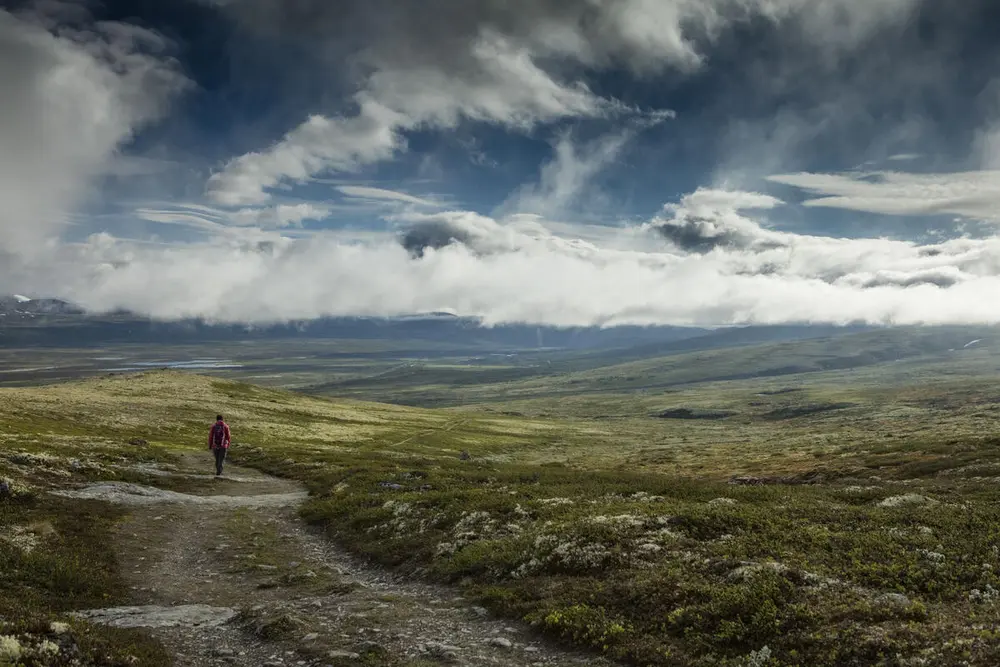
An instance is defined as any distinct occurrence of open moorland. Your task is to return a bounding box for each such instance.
[4,325,1000,666]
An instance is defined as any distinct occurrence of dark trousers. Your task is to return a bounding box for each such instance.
[213,447,227,475]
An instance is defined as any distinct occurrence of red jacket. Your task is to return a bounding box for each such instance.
[209,421,231,450]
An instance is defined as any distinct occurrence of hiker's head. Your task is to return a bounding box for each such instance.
[216,414,224,422]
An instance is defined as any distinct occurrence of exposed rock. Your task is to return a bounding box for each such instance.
[355,640,387,655]
[252,613,301,640]
[72,604,237,629]
[377,482,404,490]
[328,649,361,660]
[51,482,307,508]
[486,637,513,649]
[420,641,461,661]
[128,438,149,447]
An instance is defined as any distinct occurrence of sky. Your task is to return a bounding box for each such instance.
[4,0,1000,326]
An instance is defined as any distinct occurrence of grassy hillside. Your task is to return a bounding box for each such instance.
[5,370,1000,665]
[307,326,1000,409]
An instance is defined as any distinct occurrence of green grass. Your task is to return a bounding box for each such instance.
[0,494,171,666]
[6,364,1000,665]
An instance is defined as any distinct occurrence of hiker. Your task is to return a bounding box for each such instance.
[208,414,231,476]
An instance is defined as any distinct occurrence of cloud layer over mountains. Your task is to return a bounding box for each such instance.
[5,0,1000,327]
[10,188,1000,328]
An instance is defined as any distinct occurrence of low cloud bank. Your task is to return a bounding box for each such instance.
[7,189,1000,328]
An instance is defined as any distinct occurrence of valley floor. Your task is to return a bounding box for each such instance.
[7,370,1000,666]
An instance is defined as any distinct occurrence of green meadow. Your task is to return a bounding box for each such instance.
[4,326,1000,665]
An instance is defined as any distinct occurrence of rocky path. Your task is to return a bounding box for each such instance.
[61,453,611,667]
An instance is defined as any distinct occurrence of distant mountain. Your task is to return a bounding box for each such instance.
[0,296,85,322]
[0,299,710,351]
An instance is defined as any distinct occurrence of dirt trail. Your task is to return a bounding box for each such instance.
[70,452,611,667]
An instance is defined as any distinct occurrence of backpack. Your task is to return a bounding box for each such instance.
[212,422,226,448]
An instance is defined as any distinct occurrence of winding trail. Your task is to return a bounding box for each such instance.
[67,452,611,667]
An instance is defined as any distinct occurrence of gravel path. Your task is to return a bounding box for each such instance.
[70,452,613,667]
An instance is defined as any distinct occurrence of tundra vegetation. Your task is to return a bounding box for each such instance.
[4,328,1000,665]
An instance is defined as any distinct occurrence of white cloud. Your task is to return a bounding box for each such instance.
[206,103,407,206]
[499,116,672,218]
[9,0,984,330]
[647,188,786,253]
[336,186,440,207]
[135,209,227,233]
[132,202,332,234]
[768,170,1000,221]
[9,188,1000,328]
[228,203,331,228]
[207,0,919,207]
[0,7,188,258]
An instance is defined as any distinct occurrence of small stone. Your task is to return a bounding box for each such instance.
[303,633,319,641]
[213,647,235,657]
[420,642,460,662]
[288,561,301,568]
[256,565,279,572]
[328,650,361,660]
[486,637,513,649]
[356,641,384,653]
[471,606,489,617]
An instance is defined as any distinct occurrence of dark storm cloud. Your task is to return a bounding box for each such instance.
[204,0,937,206]
[399,220,473,257]
[712,0,1000,183]
[654,216,787,253]
[646,189,787,254]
